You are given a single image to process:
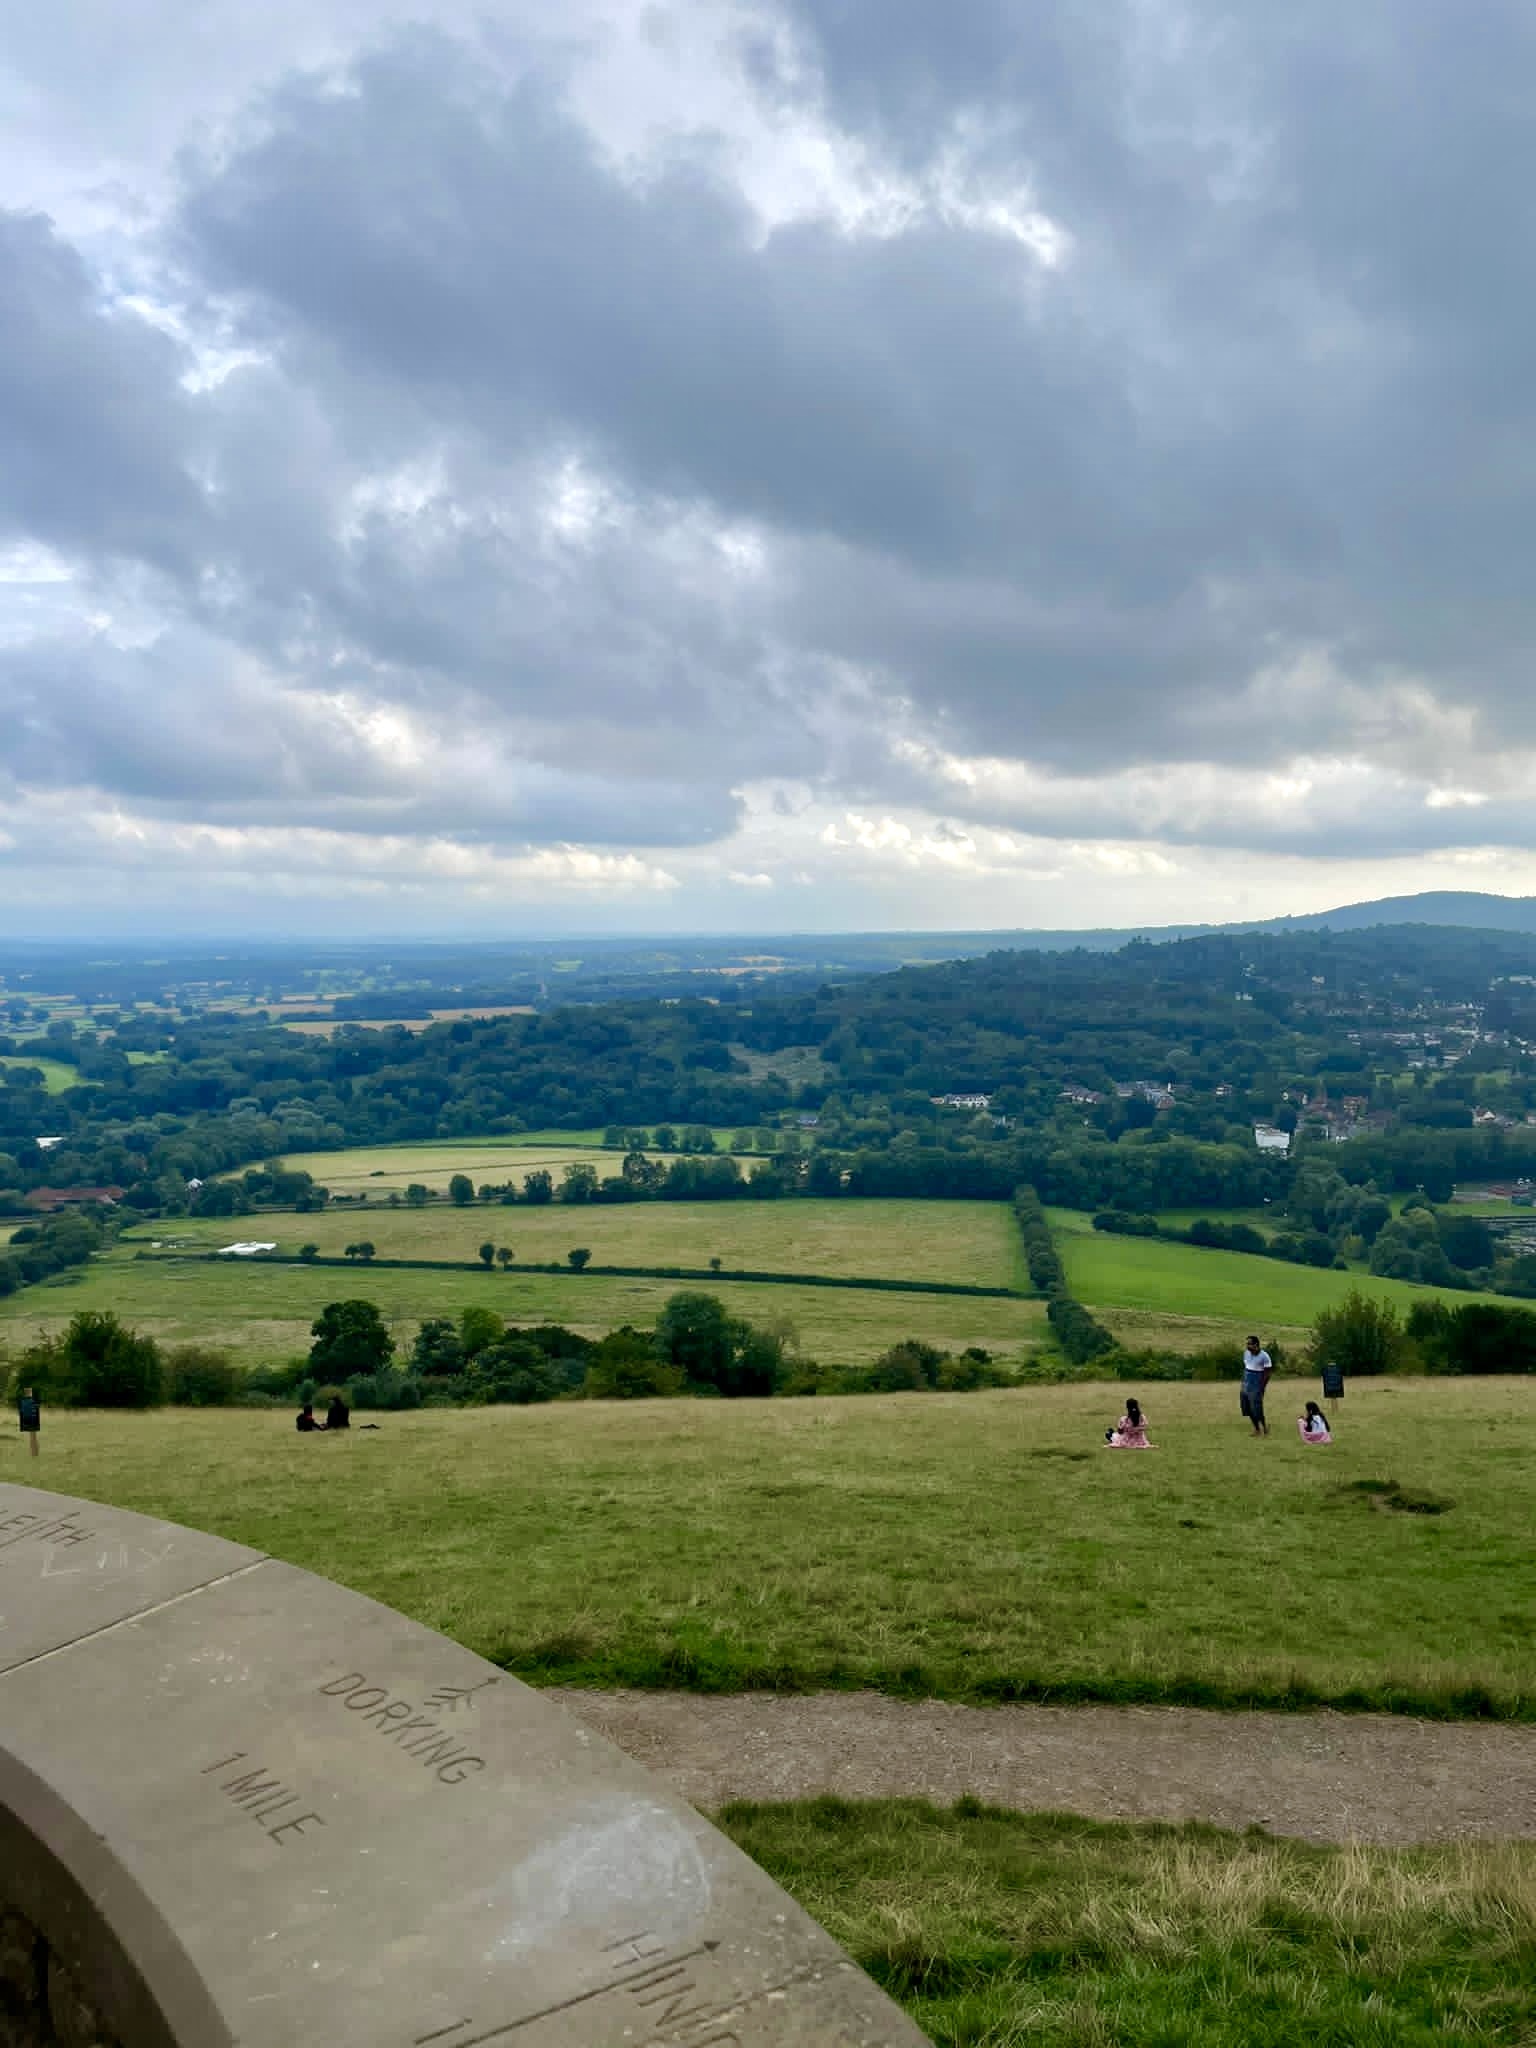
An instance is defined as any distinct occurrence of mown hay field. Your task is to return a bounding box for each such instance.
[269,1136,770,1193]
[125,1197,1025,1289]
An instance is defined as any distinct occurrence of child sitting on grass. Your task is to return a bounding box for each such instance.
[1105,1398,1153,1448]
[1297,1401,1332,1445]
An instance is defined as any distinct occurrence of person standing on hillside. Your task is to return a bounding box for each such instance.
[1240,1336,1273,1437]
[17,1386,40,1459]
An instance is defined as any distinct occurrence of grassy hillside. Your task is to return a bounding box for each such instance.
[1051,1208,1507,1342]
[11,1381,1534,1718]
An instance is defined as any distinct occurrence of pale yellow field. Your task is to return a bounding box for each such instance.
[125,1198,1021,1287]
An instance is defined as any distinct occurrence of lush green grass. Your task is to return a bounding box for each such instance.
[123,1198,1024,1290]
[1050,1209,1508,1342]
[1153,1206,1278,1235]
[0,1054,93,1095]
[10,1382,1534,1717]
[269,1137,770,1194]
[723,1799,1536,2047]
[0,1244,1041,1369]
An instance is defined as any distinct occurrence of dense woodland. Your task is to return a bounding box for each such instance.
[9,923,1536,1300]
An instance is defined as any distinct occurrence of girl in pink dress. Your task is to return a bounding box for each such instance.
[1106,1398,1153,1448]
[1297,1401,1332,1444]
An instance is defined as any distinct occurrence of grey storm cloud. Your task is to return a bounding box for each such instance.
[170,16,1536,768]
[4,0,1536,899]
[0,212,202,569]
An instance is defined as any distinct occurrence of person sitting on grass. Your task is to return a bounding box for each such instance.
[1105,1398,1153,1448]
[295,1401,319,1433]
[325,1392,351,1432]
[1297,1400,1332,1445]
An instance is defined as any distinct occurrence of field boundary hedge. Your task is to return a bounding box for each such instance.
[1012,1187,1118,1364]
[132,1251,1023,1301]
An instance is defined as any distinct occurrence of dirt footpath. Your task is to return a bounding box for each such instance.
[548,1689,1536,1845]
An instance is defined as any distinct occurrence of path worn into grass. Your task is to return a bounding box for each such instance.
[548,1689,1536,1845]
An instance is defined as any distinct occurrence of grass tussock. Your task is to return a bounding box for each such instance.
[719,1798,1536,2046]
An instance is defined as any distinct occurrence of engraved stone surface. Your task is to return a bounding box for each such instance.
[0,1485,262,1674]
[0,1487,927,2047]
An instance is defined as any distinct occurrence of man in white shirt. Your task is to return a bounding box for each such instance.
[1241,1335,1273,1436]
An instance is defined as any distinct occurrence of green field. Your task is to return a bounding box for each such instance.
[0,1054,92,1095]
[727,1801,1536,2047]
[11,1381,1534,1718]
[269,1137,769,1194]
[1153,1205,1278,1235]
[0,1243,1041,1369]
[1051,1209,1508,1344]
[125,1198,1023,1289]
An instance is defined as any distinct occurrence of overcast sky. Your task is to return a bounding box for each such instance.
[4,0,1536,937]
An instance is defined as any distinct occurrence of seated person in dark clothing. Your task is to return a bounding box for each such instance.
[325,1393,351,1431]
[295,1402,319,1432]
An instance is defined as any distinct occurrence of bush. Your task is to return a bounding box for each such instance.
[1408,1299,1536,1375]
[1185,1218,1268,1255]
[1176,1339,1288,1381]
[464,1340,562,1404]
[349,1369,423,1411]
[776,1355,841,1397]
[1047,1295,1117,1364]
[1092,1211,1161,1237]
[1,1335,77,1406]
[165,1346,239,1406]
[242,1357,310,1398]
[935,1351,1013,1390]
[584,1330,685,1400]
[1307,1290,1409,1378]
[1111,1347,1194,1382]
[867,1339,946,1391]
[61,1312,164,1407]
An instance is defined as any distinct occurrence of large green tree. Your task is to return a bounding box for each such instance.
[654,1291,781,1397]
[308,1300,394,1381]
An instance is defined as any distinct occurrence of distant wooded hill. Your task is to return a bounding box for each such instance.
[983,892,1536,952]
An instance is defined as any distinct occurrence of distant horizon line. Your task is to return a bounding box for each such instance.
[0,887,1532,952]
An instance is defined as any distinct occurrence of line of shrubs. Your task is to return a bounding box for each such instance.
[0,1293,1022,1412]
[1013,1186,1118,1366]
[1092,1209,1341,1268]
[1106,1291,1536,1384]
[1,1312,241,1408]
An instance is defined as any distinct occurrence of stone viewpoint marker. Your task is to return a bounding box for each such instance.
[0,1484,926,2048]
